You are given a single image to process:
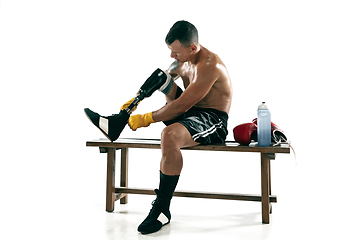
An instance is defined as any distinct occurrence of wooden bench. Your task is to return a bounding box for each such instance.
[86,138,290,224]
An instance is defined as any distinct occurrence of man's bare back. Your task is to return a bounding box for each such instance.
[169,45,232,114]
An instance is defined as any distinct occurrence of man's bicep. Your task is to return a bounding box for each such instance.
[176,78,215,111]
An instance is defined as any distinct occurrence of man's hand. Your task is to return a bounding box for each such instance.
[128,112,155,130]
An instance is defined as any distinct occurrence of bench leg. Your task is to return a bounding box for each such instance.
[269,159,272,214]
[106,148,116,212]
[261,153,270,224]
[120,148,128,204]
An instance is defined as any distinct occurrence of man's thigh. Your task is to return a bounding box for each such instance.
[161,123,199,149]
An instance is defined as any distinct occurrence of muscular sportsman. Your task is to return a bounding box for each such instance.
[84,20,232,234]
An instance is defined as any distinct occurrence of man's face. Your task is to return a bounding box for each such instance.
[168,40,192,63]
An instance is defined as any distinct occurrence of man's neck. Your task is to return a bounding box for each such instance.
[188,45,202,64]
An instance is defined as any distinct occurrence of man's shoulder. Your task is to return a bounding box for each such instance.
[199,48,222,68]
[197,56,222,75]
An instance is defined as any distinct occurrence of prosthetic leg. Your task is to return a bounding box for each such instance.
[84,68,173,141]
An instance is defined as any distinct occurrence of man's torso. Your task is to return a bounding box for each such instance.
[171,46,233,114]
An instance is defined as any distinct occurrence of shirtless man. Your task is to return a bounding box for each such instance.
[85,21,232,234]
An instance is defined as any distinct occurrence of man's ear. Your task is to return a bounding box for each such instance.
[190,44,198,52]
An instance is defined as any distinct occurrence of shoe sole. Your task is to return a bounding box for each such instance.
[139,221,170,235]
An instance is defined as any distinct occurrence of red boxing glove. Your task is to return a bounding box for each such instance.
[233,123,257,144]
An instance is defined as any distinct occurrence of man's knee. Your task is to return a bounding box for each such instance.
[161,125,182,149]
[161,123,198,149]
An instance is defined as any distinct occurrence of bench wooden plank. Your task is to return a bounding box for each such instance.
[86,138,291,154]
[115,187,277,202]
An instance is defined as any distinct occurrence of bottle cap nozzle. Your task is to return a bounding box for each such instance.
[258,102,269,110]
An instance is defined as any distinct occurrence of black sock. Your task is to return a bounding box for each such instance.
[156,171,179,208]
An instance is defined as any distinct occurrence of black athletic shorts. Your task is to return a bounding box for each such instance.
[163,107,228,145]
[163,86,229,145]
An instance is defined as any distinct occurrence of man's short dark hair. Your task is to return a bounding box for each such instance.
[165,20,198,47]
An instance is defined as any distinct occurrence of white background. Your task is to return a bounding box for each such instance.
[1,0,359,239]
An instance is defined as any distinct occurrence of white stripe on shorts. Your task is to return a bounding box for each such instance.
[192,122,223,141]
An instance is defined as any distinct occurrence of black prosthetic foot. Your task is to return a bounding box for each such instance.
[84,108,129,141]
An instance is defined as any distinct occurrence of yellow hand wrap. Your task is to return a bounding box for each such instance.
[128,112,155,130]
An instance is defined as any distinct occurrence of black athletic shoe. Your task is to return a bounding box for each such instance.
[84,108,130,142]
[138,191,171,234]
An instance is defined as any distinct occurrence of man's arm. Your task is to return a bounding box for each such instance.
[167,61,181,80]
[152,65,220,122]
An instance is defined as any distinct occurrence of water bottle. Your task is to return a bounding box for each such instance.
[257,102,271,147]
